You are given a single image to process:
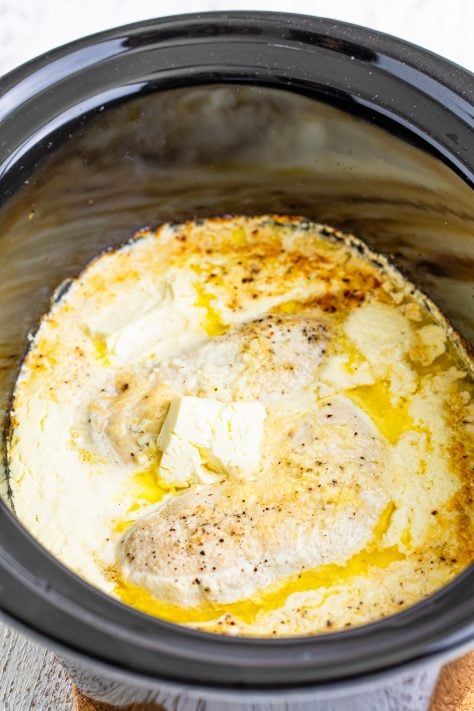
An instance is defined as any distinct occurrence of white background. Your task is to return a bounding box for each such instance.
[0,0,473,75]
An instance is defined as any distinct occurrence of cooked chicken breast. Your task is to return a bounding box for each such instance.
[8,215,473,637]
[120,395,387,606]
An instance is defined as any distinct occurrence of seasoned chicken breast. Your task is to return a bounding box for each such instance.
[8,216,473,637]
[120,396,387,607]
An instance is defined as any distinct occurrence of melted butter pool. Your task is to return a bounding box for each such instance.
[346,381,413,444]
[113,466,173,534]
[114,502,404,627]
[194,283,228,336]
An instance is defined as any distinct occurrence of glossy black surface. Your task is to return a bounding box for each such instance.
[0,12,472,692]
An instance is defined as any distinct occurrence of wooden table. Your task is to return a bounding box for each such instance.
[0,622,73,710]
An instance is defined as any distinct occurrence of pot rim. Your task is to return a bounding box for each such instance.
[1,608,472,701]
[0,10,473,691]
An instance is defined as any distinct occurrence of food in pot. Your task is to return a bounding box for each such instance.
[8,216,473,637]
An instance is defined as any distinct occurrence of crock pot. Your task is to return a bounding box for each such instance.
[0,12,472,708]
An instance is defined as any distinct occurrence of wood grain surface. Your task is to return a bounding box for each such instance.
[0,622,74,711]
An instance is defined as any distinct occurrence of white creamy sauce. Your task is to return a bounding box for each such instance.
[8,216,473,636]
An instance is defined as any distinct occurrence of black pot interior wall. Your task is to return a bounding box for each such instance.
[0,85,472,456]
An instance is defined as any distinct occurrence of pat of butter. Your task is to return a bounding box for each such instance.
[104,275,206,366]
[157,396,266,486]
[344,302,413,362]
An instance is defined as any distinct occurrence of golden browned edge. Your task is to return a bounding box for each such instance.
[6,213,472,488]
[8,214,474,641]
[72,653,474,710]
